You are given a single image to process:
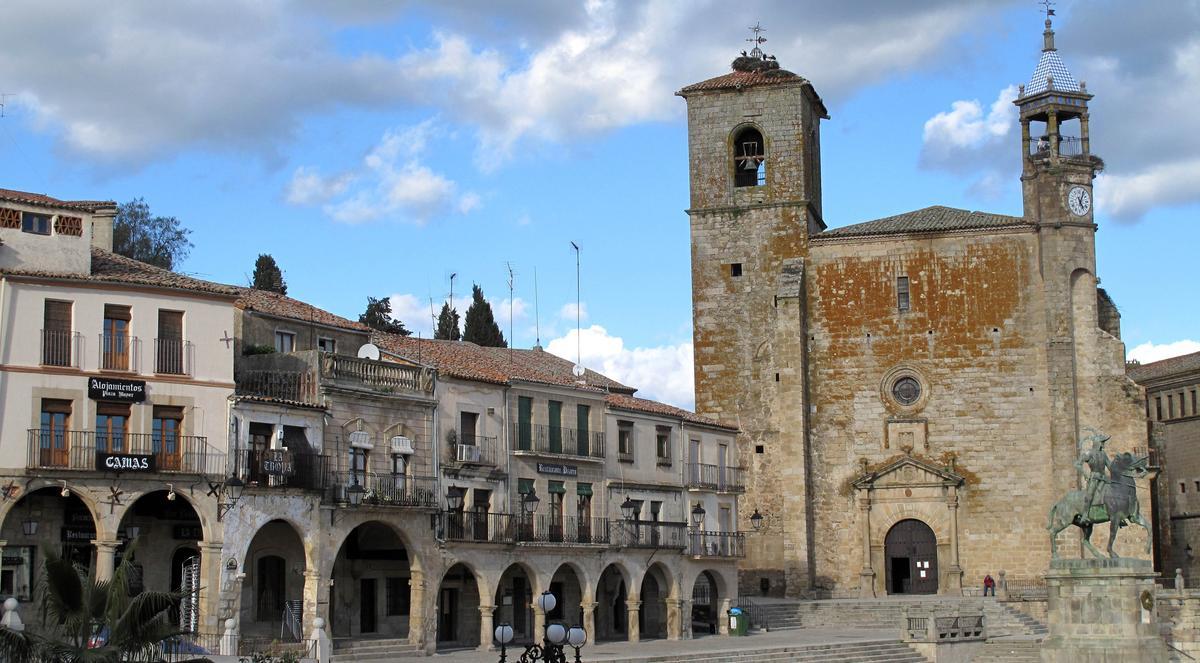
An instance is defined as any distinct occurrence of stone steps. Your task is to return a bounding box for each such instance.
[331,637,421,661]
[757,598,1047,638]
[611,639,928,663]
[968,639,1041,663]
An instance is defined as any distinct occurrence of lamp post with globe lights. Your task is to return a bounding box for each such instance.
[494,590,586,663]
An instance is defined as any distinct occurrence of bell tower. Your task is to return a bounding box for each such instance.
[679,31,828,595]
[1014,10,1106,503]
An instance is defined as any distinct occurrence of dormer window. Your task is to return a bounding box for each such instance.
[22,212,51,235]
[734,127,766,187]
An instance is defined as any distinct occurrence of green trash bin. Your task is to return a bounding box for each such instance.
[727,607,749,636]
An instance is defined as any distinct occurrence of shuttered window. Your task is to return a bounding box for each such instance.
[158,310,183,340]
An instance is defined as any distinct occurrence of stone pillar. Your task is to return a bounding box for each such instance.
[93,539,120,582]
[532,602,546,644]
[1048,110,1060,157]
[997,570,1008,600]
[858,496,876,598]
[1020,119,1031,157]
[1080,113,1090,154]
[408,569,427,651]
[311,617,332,663]
[679,598,693,639]
[1176,568,1185,593]
[220,618,238,656]
[665,598,682,640]
[944,491,963,593]
[625,594,641,643]
[478,604,495,651]
[717,597,732,636]
[1041,558,1168,662]
[198,542,224,632]
[303,570,323,637]
[580,600,597,645]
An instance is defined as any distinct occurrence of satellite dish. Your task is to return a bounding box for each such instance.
[357,343,381,361]
[572,364,586,378]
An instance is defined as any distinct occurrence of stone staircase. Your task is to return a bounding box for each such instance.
[330,637,421,662]
[967,639,1041,663]
[756,597,1047,638]
[614,639,928,662]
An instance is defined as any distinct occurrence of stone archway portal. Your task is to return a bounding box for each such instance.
[885,519,937,595]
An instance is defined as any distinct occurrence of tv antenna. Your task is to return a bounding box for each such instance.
[448,272,458,307]
[534,267,541,349]
[506,261,516,360]
[570,241,583,380]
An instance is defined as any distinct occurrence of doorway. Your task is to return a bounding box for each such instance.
[438,587,458,641]
[256,555,286,622]
[360,579,377,633]
[884,519,938,595]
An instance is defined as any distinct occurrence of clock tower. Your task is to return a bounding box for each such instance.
[1014,13,1106,502]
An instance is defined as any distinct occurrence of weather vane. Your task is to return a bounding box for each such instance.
[746,23,767,59]
[1040,0,1056,20]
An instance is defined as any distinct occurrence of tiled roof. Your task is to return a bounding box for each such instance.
[814,206,1030,240]
[679,69,807,94]
[0,247,239,297]
[606,393,736,431]
[234,287,371,333]
[1127,351,1200,384]
[373,335,636,393]
[1025,47,1080,96]
[0,188,116,213]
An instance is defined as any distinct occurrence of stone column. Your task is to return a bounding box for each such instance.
[679,598,693,640]
[92,539,120,582]
[1020,119,1031,157]
[478,604,495,651]
[1080,113,1090,154]
[665,598,682,640]
[717,598,732,635]
[1048,110,1059,157]
[858,496,876,598]
[625,594,641,643]
[580,600,596,645]
[197,542,224,632]
[407,569,427,650]
[304,570,323,638]
[532,602,546,644]
[945,491,963,593]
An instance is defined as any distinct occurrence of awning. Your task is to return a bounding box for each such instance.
[547,481,566,494]
[577,483,593,497]
[518,478,534,494]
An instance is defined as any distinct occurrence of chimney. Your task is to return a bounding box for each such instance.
[90,205,116,252]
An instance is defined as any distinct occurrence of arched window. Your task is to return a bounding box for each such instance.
[733,127,766,187]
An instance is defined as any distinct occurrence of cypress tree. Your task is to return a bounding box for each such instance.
[463,284,507,347]
[435,302,461,340]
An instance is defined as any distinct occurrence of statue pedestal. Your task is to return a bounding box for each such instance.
[1041,558,1168,662]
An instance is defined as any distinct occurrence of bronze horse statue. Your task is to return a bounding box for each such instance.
[1047,451,1151,559]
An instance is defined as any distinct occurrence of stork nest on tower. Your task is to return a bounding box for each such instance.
[731,54,795,78]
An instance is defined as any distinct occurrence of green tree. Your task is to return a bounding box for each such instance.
[251,254,287,295]
[0,542,203,663]
[462,284,506,347]
[359,296,411,335]
[112,198,193,271]
[435,302,460,341]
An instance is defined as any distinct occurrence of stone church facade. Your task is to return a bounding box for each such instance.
[682,19,1150,598]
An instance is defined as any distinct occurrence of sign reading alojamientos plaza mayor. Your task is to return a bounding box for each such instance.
[88,376,146,402]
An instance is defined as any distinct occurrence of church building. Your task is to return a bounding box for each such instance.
[681,17,1150,598]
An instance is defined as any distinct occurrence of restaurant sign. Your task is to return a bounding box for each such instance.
[88,377,146,402]
[536,462,578,477]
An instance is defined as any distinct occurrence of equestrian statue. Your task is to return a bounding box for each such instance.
[1047,431,1152,559]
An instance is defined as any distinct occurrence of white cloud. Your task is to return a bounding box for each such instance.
[546,325,695,410]
[289,121,480,224]
[918,84,1018,190]
[1095,158,1200,222]
[559,302,588,322]
[1128,339,1200,365]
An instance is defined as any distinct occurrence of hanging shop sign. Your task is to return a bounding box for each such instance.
[173,525,203,540]
[536,462,578,477]
[88,377,146,402]
[261,449,295,476]
[96,452,156,472]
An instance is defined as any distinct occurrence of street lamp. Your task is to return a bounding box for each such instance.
[620,496,638,521]
[346,480,366,507]
[494,589,586,663]
[447,486,466,511]
[691,503,706,528]
[750,508,764,531]
[21,519,38,536]
[217,475,245,521]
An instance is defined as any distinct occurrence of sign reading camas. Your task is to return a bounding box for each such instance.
[96,452,156,472]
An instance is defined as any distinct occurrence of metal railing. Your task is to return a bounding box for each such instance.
[235,370,318,404]
[611,520,688,549]
[99,333,138,372]
[322,354,424,393]
[1004,578,1047,600]
[40,329,80,368]
[27,429,224,475]
[281,600,303,641]
[1028,135,1085,158]
[154,338,193,375]
[523,515,611,544]
[237,449,331,491]
[161,632,223,657]
[451,436,499,466]
[688,531,746,558]
[686,463,746,492]
[511,423,606,459]
[329,472,439,508]
[735,596,768,632]
[443,511,519,543]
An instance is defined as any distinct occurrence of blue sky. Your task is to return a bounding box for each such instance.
[1,1,1197,409]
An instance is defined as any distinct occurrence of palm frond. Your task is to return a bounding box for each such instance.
[0,625,43,663]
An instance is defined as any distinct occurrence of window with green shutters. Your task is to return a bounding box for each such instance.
[577,404,590,456]
[548,400,563,453]
[518,478,534,494]
[517,396,533,450]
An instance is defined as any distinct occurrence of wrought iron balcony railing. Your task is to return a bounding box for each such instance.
[26,429,224,476]
[328,472,439,508]
[611,520,688,549]
[154,338,193,375]
[688,531,746,558]
[511,423,606,459]
[41,329,81,368]
[449,435,499,466]
[99,333,139,372]
[235,449,332,491]
[685,463,746,492]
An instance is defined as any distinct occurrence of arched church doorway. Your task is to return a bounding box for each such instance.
[885,519,937,595]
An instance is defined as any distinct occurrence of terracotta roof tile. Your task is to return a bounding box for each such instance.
[234,287,370,332]
[606,393,736,431]
[679,69,808,94]
[1127,351,1200,384]
[1,247,239,297]
[0,188,116,213]
[814,206,1030,241]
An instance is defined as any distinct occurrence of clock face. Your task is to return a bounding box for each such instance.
[1067,186,1091,217]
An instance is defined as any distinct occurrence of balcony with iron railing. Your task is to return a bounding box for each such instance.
[40,329,82,368]
[26,429,225,476]
[686,463,746,492]
[154,338,194,375]
[688,531,746,558]
[328,471,439,509]
[611,520,688,549]
[235,369,319,405]
[447,435,499,466]
[510,423,606,460]
[1028,135,1086,160]
[235,449,332,491]
[99,333,140,372]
